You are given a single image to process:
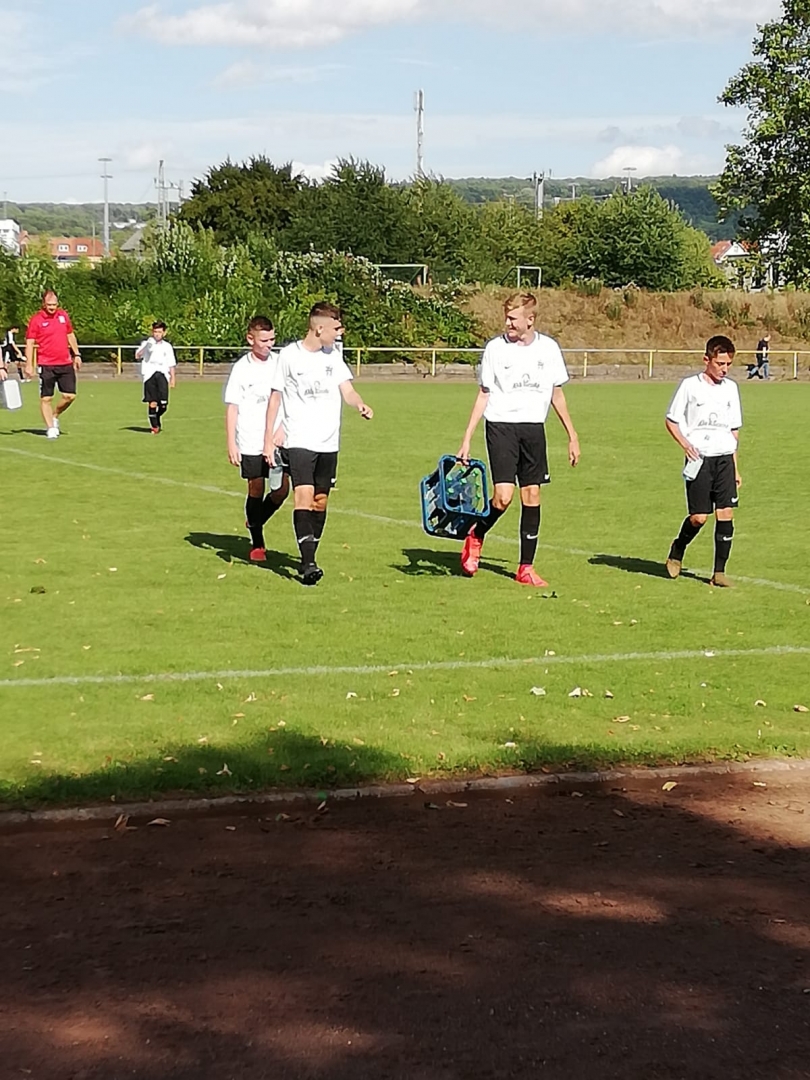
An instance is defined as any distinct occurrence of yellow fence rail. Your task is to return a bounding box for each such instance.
[77,345,806,380]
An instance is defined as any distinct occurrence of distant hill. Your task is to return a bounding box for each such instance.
[3,202,156,239]
[445,176,739,242]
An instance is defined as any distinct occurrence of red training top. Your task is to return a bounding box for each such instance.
[26,308,74,366]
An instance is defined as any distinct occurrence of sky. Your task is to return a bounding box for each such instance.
[0,0,782,204]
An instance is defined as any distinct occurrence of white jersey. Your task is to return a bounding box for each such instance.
[272,341,353,453]
[666,372,742,457]
[224,352,284,456]
[480,332,569,424]
[139,338,177,382]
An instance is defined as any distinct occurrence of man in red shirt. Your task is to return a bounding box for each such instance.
[24,290,82,439]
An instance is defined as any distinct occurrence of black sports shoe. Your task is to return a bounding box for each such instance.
[300,563,323,586]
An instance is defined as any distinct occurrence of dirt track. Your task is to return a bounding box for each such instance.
[3,770,810,1079]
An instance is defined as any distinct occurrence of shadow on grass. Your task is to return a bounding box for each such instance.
[122,425,155,434]
[185,531,298,579]
[394,547,514,580]
[589,552,708,584]
[0,427,48,437]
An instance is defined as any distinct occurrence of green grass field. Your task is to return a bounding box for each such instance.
[1,377,808,808]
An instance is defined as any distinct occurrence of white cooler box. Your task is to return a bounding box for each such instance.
[1,379,23,410]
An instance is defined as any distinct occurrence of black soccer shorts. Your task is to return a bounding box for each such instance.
[39,364,76,398]
[142,371,170,404]
[686,453,738,514]
[283,448,338,494]
[485,421,550,487]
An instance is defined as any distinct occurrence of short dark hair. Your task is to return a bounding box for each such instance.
[247,315,274,334]
[706,335,735,359]
[152,320,167,330]
[309,301,342,322]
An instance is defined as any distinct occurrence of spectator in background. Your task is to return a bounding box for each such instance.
[750,333,770,380]
[2,326,25,380]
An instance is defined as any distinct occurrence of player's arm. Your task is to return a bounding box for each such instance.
[339,380,373,418]
[24,337,36,379]
[550,385,580,467]
[168,348,177,389]
[264,390,283,462]
[732,431,741,488]
[665,418,700,460]
[457,388,489,463]
[67,331,81,369]
[225,404,240,466]
[134,338,149,361]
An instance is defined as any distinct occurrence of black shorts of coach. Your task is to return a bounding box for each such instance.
[281,448,338,494]
[686,453,738,515]
[39,364,76,398]
[142,372,169,405]
[485,421,551,488]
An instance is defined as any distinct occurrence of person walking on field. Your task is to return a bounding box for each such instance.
[457,292,580,586]
[2,326,25,380]
[750,333,770,380]
[263,301,373,586]
[136,321,176,433]
[24,290,81,439]
[224,316,290,563]
[665,335,742,588]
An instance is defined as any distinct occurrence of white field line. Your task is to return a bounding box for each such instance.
[2,444,808,596]
[1,645,809,690]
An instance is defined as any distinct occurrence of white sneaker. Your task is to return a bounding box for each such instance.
[46,426,59,440]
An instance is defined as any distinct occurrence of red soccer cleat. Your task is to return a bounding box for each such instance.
[461,528,483,577]
[249,547,267,562]
[150,427,160,434]
[515,564,549,587]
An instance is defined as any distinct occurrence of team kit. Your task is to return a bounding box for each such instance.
[13,292,744,588]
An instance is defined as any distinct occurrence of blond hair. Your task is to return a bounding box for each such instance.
[503,292,537,315]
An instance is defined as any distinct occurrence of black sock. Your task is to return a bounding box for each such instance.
[157,402,168,423]
[519,505,541,566]
[669,517,703,560]
[714,520,734,573]
[472,504,506,540]
[148,406,160,429]
[312,509,327,540]
[246,496,265,548]
[262,495,283,525]
[293,509,318,567]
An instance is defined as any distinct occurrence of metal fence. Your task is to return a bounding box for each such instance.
[70,344,808,380]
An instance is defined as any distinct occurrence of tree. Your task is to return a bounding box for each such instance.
[714,0,810,286]
[402,177,479,281]
[179,157,305,244]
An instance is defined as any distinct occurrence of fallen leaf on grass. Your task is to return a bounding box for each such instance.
[604,690,614,699]
[197,736,208,745]
[794,704,809,713]
[568,687,583,698]
[391,688,400,697]
[570,791,585,798]
[446,800,468,808]
[217,764,232,776]
[244,693,257,703]
[217,573,227,580]
[232,712,245,719]
[406,777,421,785]
[352,737,365,746]
[502,741,518,749]
[662,781,678,792]
[463,694,476,702]
[754,699,767,708]
[108,568,117,573]
[13,660,24,667]
[147,818,171,827]
[612,809,626,818]
[346,691,358,700]
[613,715,631,724]
[29,586,46,594]
[530,687,546,697]
[140,694,155,702]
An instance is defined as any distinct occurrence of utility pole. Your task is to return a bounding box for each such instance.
[414,89,425,178]
[570,182,578,201]
[99,157,112,256]
[155,160,167,227]
[623,166,636,195]
[533,171,546,219]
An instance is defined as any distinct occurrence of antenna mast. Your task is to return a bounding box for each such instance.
[414,89,425,177]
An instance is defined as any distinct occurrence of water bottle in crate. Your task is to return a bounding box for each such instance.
[420,455,490,540]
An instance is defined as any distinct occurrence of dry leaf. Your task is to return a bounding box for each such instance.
[662,781,678,792]
[604,690,614,699]
[108,567,117,572]
[794,704,809,713]
[233,712,245,718]
[568,687,583,698]
[346,691,358,700]
[352,737,365,745]
[582,688,593,698]
[406,777,421,784]
[217,763,232,776]
[446,800,468,808]
[612,808,626,818]
[502,741,517,749]
[140,694,154,701]
[752,781,768,788]
[244,693,257,703]
[225,825,237,832]
[197,736,208,745]
[571,791,585,798]
[277,720,286,727]
[388,670,398,677]
[391,688,400,697]
[147,818,171,827]
[163,756,177,763]
[463,694,476,702]
[530,687,546,697]
[754,699,767,707]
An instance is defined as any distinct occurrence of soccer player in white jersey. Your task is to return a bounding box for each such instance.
[263,301,373,586]
[135,321,176,434]
[457,292,580,586]
[224,316,290,563]
[664,335,742,588]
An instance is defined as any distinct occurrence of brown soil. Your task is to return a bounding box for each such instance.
[3,770,810,1079]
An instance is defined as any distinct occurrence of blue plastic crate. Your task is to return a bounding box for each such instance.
[420,455,490,540]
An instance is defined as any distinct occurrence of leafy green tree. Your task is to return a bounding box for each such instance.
[401,177,479,281]
[284,159,412,263]
[179,157,305,244]
[714,0,810,285]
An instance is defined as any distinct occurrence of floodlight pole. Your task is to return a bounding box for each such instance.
[99,157,112,256]
[414,89,425,177]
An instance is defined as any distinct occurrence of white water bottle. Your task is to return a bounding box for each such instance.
[682,455,703,481]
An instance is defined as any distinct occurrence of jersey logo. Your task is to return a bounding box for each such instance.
[325,366,332,376]
[58,315,66,323]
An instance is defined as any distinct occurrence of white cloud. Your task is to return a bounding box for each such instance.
[122,0,781,48]
[591,144,711,177]
[292,158,340,181]
[213,59,344,87]
[0,10,58,92]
